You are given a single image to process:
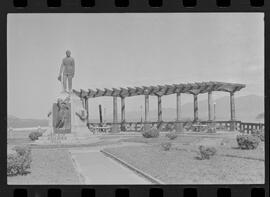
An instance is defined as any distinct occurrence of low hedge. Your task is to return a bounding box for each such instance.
[251,129,264,142]
[236,134,260,150]
[198,145,217,160]
[166,132,178,140]
[7,146,32,176]
[161,142,172,151]
[28,131,43,141]
[142,129,159,138]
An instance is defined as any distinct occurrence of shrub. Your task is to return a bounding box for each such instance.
[198,145,217,160]
[165,124,175,131]
[236,134,260,150]
[142,129,159,138]
[14,146,31,157]
[251,129,264,142]
[161,142,172,151]
[28,131,43,141]
[166,132,178,140]
[184,122,193,131]
[7,146,32,176]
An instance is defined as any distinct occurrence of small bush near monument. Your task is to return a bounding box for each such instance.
[7,146,32,176]
[14,146,31,157]
[161,142,172,151]
[142,129,159,138]
[236,134,260,150]
[184,122,193,131]
[251,129,264,142]
[166,132,178,140]
[198,145,217,160]
[28,131,43,141]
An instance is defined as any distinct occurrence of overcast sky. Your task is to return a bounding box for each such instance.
[7,13,264,119]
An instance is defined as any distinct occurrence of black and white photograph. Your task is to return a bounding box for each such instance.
[7,13,264,184]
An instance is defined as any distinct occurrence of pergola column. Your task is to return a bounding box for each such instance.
[193,94,199,122]
[121,97,126,131]
[85,97,89,126]
[158,96,162,122]
[176,92,183,132]
[208,92,213,121]
[112,96,118,132]
[144,95,150,131]
[230,92,236,131]
[145,95,149,122]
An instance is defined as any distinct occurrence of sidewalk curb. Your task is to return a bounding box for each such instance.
[101,149,164,184]
[69,152,86,184]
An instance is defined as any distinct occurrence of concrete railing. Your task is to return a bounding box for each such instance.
[238,122,265,134]
[88,121,264,133]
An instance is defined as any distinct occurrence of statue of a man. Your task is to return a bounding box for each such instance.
[58,50,75,93]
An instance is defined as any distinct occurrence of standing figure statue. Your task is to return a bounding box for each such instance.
[58,50,75,93]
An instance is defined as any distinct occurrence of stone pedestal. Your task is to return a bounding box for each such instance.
[34,91,91,145]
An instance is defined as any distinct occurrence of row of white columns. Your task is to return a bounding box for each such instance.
[84,91,236,131]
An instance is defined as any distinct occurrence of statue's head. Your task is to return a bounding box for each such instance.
[66,50,71,57]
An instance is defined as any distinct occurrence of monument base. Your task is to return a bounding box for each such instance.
[34,91,94,145]
[34,127,95,145]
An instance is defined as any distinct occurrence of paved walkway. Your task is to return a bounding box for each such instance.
[69,143,152,184]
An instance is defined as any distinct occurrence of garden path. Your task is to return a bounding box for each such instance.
[69,142,152,184]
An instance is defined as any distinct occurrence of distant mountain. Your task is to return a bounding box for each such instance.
[8,115,48,128]
[105,94,264,123]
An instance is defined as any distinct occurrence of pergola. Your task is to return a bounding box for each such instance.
[73,81,245,131]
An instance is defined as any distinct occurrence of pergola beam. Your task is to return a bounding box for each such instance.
[75,82,245,99]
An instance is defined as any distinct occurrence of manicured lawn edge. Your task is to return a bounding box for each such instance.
[68,151,85,184]
[219,153,265,161]
[29,141,120,149]
[100,149,164,184]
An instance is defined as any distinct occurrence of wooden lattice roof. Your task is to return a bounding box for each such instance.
[73,81,245,98]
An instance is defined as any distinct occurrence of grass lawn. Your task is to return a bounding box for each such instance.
[8,148,81,184]
[119,134,203,145]
[8,138,32,146]
[104,135,265,184]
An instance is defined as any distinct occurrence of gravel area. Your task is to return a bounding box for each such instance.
[8,148,81,184]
